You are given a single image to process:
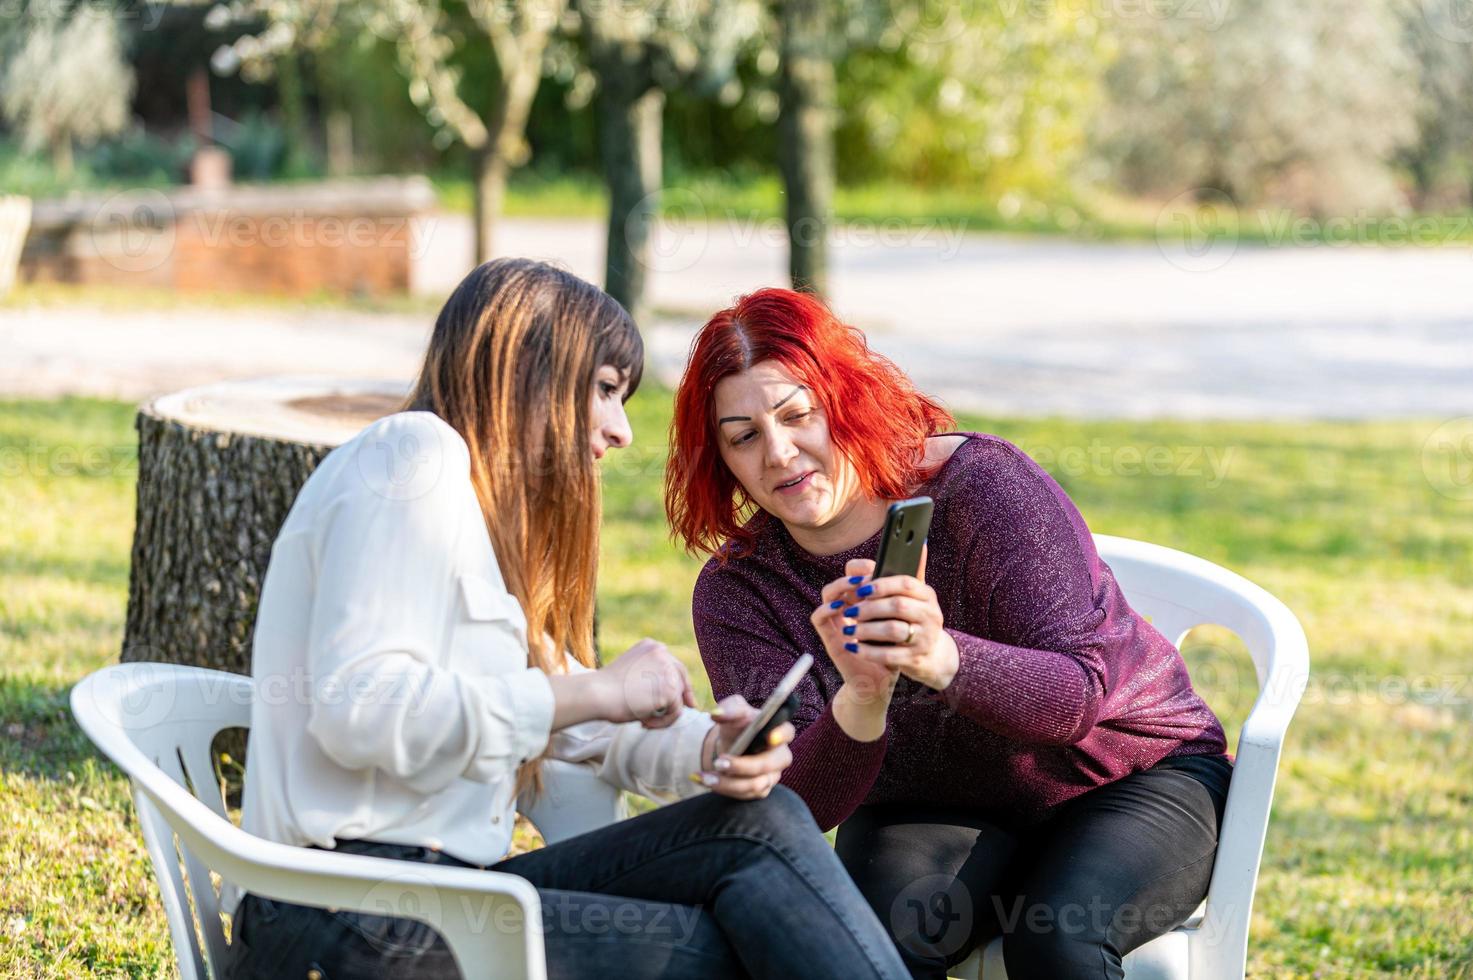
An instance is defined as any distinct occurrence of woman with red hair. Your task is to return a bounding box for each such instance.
[666,288,1233,980]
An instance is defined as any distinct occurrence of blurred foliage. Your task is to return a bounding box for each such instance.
[0,4,135,176]
[1094,0,1418,216]
[4,0,1473,218]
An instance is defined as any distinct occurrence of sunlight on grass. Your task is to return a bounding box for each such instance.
[1,393,1470,976]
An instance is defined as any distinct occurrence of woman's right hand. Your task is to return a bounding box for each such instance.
[594,638,697,728]
[812,558,899,739]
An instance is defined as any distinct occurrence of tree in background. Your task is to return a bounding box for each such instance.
[1400,1,1473,210]
[208,0,565,261]
[0,6,135,176]
[1094,0,1417,215]
[776,0,835,296]
[575,0,759,321]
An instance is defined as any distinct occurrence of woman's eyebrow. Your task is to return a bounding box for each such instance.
[719,385,806,424]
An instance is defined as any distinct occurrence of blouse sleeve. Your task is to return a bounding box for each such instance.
[547,659,715,803]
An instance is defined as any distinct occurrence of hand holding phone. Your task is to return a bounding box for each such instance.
[723,654,813,756]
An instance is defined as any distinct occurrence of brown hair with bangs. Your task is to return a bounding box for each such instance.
[403,258,642,792]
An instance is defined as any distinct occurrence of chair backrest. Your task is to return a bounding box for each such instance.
[71,663,252,980]
[1093,533,1307,711]
[1092,534,1309,980]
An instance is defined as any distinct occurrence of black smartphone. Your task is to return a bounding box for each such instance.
[872,496,934,580]
[727,653,812,756]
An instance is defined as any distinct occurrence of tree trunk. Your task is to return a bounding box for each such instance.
[474,38,549,265]
[121,378,408,674]
[52,135,74,179]
[473,147,508,266]
[777,0,835,298]
[588,38,661,323]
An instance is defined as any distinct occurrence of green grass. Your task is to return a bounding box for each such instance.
[2,395,1471,976]
[430,171,1473,248]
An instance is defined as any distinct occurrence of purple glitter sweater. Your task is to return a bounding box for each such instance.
[692,433,1229,831]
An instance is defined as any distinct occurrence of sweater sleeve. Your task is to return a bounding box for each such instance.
[934,440,1112,746]
[693,564,886,831]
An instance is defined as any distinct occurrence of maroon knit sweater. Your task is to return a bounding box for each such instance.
[692,433,1229,832]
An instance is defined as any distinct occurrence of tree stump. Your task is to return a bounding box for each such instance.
[121,377,409,674]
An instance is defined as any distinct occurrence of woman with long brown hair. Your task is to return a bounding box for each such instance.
[225,260,907,979]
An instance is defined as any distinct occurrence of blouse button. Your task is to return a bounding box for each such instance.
[491,815,501,824]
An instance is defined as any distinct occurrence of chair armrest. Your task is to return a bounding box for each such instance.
[137,785,548,980]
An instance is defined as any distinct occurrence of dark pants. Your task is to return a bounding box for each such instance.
[226,785,908,980]
[834,753,1234,980]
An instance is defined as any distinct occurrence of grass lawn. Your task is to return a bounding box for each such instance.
[1,393,1470,976]
[433,171,1473,249]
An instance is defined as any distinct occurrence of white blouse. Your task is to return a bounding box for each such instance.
[230,411,711,908]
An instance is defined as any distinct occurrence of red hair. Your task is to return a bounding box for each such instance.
[665,288,955,560]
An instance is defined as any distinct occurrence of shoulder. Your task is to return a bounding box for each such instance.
[930,432,1084,528]
[317,411,472,502]
[286,411,475,538]
[930,431,1043,489]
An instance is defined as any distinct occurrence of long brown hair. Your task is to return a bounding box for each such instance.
[404,258,641,787]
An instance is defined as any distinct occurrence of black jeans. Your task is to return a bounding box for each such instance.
[834,753,1234,980]
[226,785,908,980]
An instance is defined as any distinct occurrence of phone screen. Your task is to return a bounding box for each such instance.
[724,653,813,756]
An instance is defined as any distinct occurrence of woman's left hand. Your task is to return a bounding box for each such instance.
[844,548,960,691]
[693,695,795,800]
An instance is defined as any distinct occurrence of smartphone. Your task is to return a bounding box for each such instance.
[725,653,813,756]
[872,496,934,580]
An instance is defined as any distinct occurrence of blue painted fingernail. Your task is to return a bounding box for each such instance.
[848,576,864,584]
[842,624,856,636]
[829,599,844,609]
[844,642,859,653]
[857,584,874,597]
[843,605,860,618]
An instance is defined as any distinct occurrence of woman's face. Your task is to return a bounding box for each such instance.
[590,364,633,461]
[712,360,862,531]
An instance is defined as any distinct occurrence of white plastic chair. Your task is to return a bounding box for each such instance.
[70,663,622,980]
[74,533,1306,980]
[948,534,1310,980]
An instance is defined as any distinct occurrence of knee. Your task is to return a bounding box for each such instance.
[706,784,820,846]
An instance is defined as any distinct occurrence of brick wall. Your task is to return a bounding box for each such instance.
[19,178,435,298]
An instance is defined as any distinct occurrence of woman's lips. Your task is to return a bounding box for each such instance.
[774,471,815,495]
